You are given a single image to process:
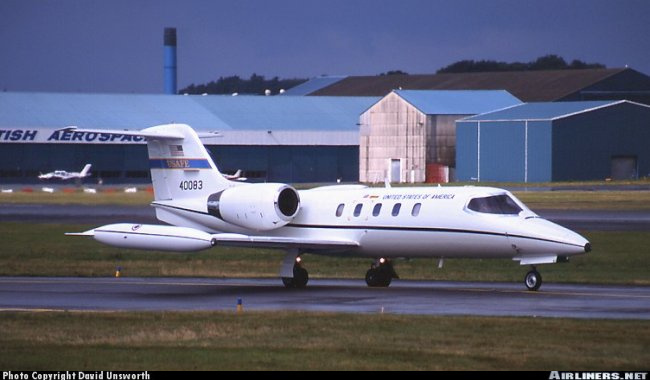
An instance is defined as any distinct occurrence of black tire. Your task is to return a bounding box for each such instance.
[524,270,542,291]
[293,265,309,288]
[365,268,379,287]
[365,267,392,287]
[378,274,392,287]
[281,277,295,288]
[282,265,309,289]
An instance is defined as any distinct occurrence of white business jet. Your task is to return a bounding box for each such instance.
[66,124,590,291]
[39,164,92,180]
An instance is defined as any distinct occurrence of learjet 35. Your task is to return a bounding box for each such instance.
[66,124,591,291]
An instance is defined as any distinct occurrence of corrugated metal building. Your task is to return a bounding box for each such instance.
[359,90,521,183]
[0,93,378,184]
[456,100,650,182]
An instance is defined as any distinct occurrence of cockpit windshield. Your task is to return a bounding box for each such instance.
[467,194,522,215]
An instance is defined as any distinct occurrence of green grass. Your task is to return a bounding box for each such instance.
[0,190,153,205]
[1,222,648,285]
[0,311,647,370]
[513,190,650,210]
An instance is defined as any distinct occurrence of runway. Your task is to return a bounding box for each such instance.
[0,277,648,319]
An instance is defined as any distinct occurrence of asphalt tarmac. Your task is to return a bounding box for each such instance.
[0,277,648,319]
[1,203,649,231]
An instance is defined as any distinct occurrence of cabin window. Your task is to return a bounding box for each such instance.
[335,203,345,217]
[372,203,382,217]
[411,203,421,216]
[467,195,522,215]
[353,203,363,217]
[391,203,401,216]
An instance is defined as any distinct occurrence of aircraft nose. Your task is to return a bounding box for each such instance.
[519,217,591,256]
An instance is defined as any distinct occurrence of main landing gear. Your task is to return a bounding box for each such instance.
[281,256,309,289]
[524,267,542,291]
[365,258,398,287]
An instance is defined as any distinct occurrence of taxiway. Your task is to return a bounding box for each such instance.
[0,277,648,319]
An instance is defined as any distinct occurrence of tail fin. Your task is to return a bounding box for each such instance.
[80,164,92,177]
[144,124,232,201]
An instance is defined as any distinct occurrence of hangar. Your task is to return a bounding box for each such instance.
[359,90,521,183]
[0,92,378,184]
[456,100,650,182]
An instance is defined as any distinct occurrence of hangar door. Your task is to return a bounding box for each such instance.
[390,159,401,183]
[611,156,638,180]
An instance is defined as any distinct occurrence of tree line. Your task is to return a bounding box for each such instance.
[179,74,306,95]
[436,54,605,73]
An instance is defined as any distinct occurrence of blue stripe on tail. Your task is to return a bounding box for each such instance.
[149,159,212,169]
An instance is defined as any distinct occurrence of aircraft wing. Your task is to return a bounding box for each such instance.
[211,233,359,251]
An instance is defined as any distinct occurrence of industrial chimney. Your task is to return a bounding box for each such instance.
[164,27,177,94]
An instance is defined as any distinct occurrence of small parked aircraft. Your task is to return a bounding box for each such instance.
[224,169,247,181]
[38,164,92,180]
[65,124,590,291]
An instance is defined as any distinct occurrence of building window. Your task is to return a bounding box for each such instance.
[412,203,421,216]
[372,203,382,217]
[336,203,345,217]
[392,203,401,216]
[353,203,363,217]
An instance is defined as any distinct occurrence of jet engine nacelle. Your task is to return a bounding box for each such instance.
[208,183,300,231]
[91,223,215,252]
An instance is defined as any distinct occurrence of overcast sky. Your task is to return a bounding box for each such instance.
[1,0,649,93]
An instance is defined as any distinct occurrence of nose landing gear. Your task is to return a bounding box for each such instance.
[365,258,398,287]
[524,267,542,291]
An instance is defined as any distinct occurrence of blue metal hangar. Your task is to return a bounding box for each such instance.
[0,93,378,184]
[456,100,650,182]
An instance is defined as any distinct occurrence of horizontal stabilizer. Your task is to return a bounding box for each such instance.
[212,233,359,251]
[58,126,185,140]
[58,126,221,140]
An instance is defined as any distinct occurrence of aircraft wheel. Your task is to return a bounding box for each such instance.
[365,266,392,288]
[282,264,309,289]
[524,269,542,291]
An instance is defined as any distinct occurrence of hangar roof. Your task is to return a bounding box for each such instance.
[282,76,347,96]
[460,100,650,122]
[0,92,378,131]
[309,68,637,101]
[393,90,521,115]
